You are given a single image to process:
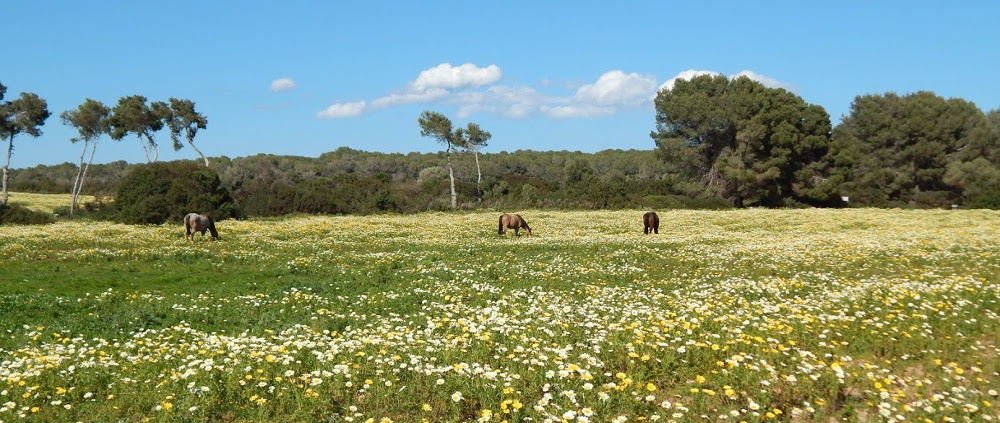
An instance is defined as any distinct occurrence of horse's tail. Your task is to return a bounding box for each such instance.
[498,214,505,235]
[183,214,192,236]
[208,218,219,239]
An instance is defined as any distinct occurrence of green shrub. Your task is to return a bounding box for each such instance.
[685,196,735,210]
[967,184,1000,209]
[640,195,688,209]
[640,194,734,210]
[115,161,239,224]
[912,190,955,209]
[0,203,55,225]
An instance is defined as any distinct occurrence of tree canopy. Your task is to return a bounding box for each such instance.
[829,91,999,207]
[1,87,51,205]
[108,95,168,163]
[418,111,460,209]
[651,75,834,207]
[165,98,210,166]
[60,98,111,213]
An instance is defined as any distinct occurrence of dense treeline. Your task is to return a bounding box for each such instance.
[652,76,1000,209]
[5,75,1000,223]
[10,148,690,220]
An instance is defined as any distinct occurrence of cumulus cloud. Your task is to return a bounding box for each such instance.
[316,101,366,118]
[317,64,795,120]
[730,70,797,91]
[657,70,722,92]
[574,71,658,107]
[453,86,551,119]
[270,78,297,92]
[410,63,502,91]
[657,69,796,93]
[318,63,502,119]
[370,88,451,110]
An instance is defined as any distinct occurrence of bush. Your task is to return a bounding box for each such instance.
[115,161,239,224]
[640,195,688,209]
[639,194,734,210]
[967,184,1000,209]
[912,190,955,209]
[685,196,735,210]
[0,203,55,225]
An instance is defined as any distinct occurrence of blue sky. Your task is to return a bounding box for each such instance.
[4,0,999,167]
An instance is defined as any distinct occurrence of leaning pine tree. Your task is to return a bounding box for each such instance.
[418,111,460,209]
[60,99,111,214]
[1,85,50,206]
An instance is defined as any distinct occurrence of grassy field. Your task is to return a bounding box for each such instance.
[4,192,97,215]
[0,205,998,422]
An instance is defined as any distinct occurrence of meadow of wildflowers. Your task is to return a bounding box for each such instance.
[0,208,998,422]
[5,192,96,215]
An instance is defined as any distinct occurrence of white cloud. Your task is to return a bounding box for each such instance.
[657,69,796,93]
[370,88,451,110]
[730,70,797,91]
[453,86,550,119]
[316,101,366,118]
[410,63,502,91]
[317,65,796,120]
[542,104,617,119]
[657,70,722,92]
[574,70,658,107]
[270,78,296,92]
[318,63,503,119]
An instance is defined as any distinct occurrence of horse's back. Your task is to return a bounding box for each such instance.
[184,213,212,231]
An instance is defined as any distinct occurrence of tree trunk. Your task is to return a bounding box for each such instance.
[1,134,12,206]
[188,138,209,167]
[138,134,153,163]
[75,141,98,213]
[71,140,88,214]
[446,142,457,209]
[148,134,158,163]
[474,149,482,204]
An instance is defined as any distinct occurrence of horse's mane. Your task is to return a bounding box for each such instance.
[517,215,531,230]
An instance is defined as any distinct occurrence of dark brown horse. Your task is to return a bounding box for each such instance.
[643,211,659,234]
[184,213,219,240]
[499,213,532,237]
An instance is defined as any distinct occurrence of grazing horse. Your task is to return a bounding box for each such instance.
[643,211,659,234]
[499,213,532,237]
[184,213,219,240]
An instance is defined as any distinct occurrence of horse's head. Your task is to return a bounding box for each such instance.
[208,219,220,239]
[518,215,532,236]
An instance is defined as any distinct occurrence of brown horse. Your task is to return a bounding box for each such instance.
[499,213,532,237]
[184,213,219,240]
[643,211,659,234]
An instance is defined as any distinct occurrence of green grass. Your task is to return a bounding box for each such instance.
[0,209,998,422]
[5,191,97,215]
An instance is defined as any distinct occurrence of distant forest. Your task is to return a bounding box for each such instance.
[10,148,701,215]
[5,75,1000,221]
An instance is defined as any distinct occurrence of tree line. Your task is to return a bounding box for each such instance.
[3,75,1000,225]
[1,81,207,215]
[653,74,1000,208]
